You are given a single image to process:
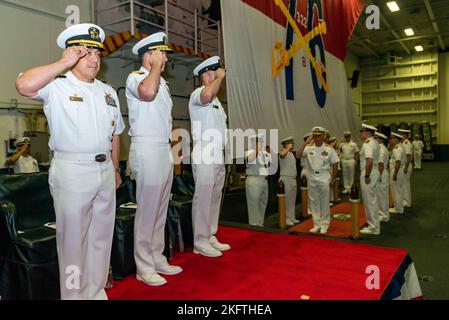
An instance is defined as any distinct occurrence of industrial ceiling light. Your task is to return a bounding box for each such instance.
[387,1,400,12]
[415,45,424,52]
[404,28,414,36]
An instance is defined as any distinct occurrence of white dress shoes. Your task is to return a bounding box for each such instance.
[194,246,223,257]
[210,236,231,251]
[155,264,183,275]
[136,273,167,286]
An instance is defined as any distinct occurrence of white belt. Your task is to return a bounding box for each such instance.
[131,136,171,144]
[53,151,111,162]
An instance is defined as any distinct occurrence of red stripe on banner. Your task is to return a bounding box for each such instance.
[242,0,365,60]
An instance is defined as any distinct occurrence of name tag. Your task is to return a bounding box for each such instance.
[69,95,83,102]
[321,151,328,156]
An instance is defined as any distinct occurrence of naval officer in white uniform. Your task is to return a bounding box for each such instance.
[245,134,271,227]
[359,124,380,235]
[126,32,182,287]
[412,135,424,170]
[374,132,390,223]
[5,137,40,174]
[339,131,359,194]
[389,132,406,215]
[298,127,339,234]
[189,56,230,258]
[16,23,125,300]
[279,136,298,226]
[399,129,413,207]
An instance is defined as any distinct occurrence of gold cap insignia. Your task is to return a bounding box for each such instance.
[89,27,100,40]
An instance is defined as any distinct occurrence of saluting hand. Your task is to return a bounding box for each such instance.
[61,46,88,68]
[150,49,167,69]
[306,135,314,145]
[216,68,226,79]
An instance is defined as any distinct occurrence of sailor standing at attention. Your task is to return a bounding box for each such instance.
[359,124,380,235]
[297,127,339,234]
[374,132,390,223]
[398,129,413,208]
[339,131,359,194]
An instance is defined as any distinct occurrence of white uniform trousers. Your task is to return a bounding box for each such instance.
[49,156,116,300]
[390,167,405,214]
[307,172,331,230]
[341,159,356,190]
[129,142,173,276]
[360,170,380,232]
[246,176,268,226]
[403,166,412,207]
[280,176,297,221]
[192,163,225,249]
[377,170,389,221]
[414,152,422,169]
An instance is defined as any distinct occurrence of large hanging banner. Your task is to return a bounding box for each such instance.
[222,0,364,144]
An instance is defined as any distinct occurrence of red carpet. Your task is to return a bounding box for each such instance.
[289,203,367,238]
[107,226,407,300]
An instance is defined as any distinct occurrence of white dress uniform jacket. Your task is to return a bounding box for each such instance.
[389,144,405,214]
[189,86,227,251]
[412,140,424,169]
[279,152,297,223]
[246,150,271,226]
[339,141,359,191]
[32,71,125,300]
[302,144,339,232]
[13,155,40,174]
[126,67,174,277]
[360,137,380,233]
[401,139,413,207]
[377,143,390,221]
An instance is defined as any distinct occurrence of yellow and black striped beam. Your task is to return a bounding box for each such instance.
[101,31,211,60]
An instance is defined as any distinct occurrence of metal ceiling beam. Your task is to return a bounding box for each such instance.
[424,0,446,50]
[350,32,449,45]
[351,29,379,58]
[363,0,411,54]
[379,14,411,54]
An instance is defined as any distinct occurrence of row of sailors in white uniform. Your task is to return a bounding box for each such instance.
[244,127,414,235]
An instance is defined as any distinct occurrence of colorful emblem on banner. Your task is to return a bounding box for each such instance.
[272,0,328,108]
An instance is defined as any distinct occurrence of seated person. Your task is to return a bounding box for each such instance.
[4,137,40,174]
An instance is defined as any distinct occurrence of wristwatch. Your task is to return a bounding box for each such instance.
[115,167,121,174]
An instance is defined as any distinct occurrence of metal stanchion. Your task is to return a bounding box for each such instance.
[277,180,286,230]
[300,175,309,219]
[349,183,361,240]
